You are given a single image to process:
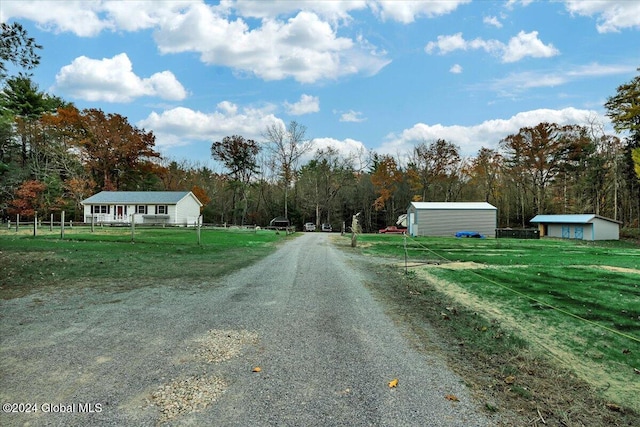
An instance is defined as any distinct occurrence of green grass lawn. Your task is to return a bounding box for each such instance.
[0,226,293,299]
[352,234,640,411]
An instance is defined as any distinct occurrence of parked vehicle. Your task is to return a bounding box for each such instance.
[378,226,406,234]
[304,222,316,232]
[321,223,332,232]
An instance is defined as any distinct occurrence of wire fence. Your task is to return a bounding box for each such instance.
[400,233,640,345]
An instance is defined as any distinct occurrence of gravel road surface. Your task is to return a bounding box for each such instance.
[1,233,493,426]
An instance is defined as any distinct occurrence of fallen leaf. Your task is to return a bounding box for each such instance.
[445,394,459,402]
[252,367,262,373]
[606,403,621,412]
[388,378,398,388]
[634,368,640,375]
[504,375,516,384]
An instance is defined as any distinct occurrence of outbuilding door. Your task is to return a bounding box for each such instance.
[574,226,584,240]
[562,226,570,239]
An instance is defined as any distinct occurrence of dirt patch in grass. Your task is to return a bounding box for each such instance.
[397,261,487,270]
[363,262,639,426]
[595,265,640,275]
[433,261,487,270]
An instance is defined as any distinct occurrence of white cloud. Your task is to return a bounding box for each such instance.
[339,110,366,122]
[101,1,198,32]
[450,64,463,74]
[1,0,111,36]
[54,53,187,102]
[563,0,640,33]
[4,1,390,83]
[369,0,471,23]
[502,31,560,62]
[506,0,535,9]
[425,31,559,63]
[153,7,390,83]
[137,103,284,148]
[376,107,606,157]
[483,16,503,28]
[488,63,636,96]
[425,33,466,54]
[223,0,365,23]
[0,0,197,36]
[284,94,320,115]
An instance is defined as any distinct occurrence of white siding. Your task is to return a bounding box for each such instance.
[544,220,619,240]
[175,194,201,226]
[592,218,619,240]
[408,204,497,237]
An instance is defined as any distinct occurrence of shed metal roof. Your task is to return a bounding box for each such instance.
[82,191,200,205]
[530,214,620,224]
[409,202,497,210]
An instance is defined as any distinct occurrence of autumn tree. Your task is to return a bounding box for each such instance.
[8,179,46,217]
[467,147,503,204]
[263,121,313,219]
[159,161,222,223]
[72,108,161,190]
[371,154,403,225]
[500,123,591,217]
[297,147,356,227]
[407,139,464,202]
[211,135,260,224]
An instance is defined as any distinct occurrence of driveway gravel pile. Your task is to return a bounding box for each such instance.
[1,233,496,426]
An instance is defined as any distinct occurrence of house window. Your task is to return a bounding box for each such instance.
[136,205,147,214]
[157,205,168,214]
[92,205,109,214]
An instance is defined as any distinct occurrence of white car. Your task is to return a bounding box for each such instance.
[304,222,316,232]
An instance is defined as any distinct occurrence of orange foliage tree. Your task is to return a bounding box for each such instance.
[371,154,402,214]
[9,180,46,218]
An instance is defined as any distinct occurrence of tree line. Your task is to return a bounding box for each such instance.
[1,22,639,232]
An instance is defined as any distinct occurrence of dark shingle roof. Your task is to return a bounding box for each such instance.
[82,191,194,205]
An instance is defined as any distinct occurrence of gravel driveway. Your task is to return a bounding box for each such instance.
[1,233,492,426]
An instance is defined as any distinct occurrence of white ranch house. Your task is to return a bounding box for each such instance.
[81,191,202,226]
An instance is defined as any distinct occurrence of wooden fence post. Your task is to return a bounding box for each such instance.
[16,214,19,232]
[91,214,95,232]
[33,211,38,236]
[60,211,65,239]
[50,213,53,231]
[130,214,135,242]
[197,215,202,246]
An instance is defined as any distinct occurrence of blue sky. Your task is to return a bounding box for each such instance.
[2,0,639,169]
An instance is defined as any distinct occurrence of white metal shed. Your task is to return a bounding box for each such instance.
[407,202,497,237]
[529,214,620,241]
